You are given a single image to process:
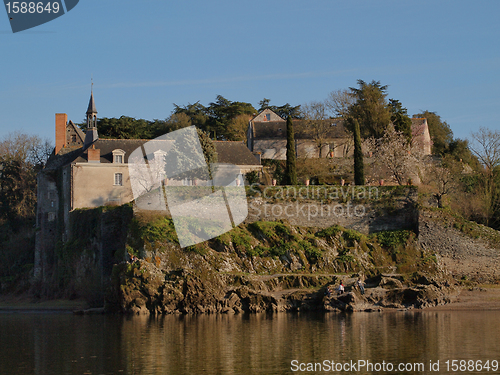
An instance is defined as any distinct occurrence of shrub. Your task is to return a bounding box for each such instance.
[299,240,322,262]
[316,225,343,238]
[343,229,364,244]
[374,230,412,248]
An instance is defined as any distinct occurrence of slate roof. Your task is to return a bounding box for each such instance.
[44,147,85,171]
[214,141,260,165]
[251,119,348,139]
[46,138,260,169]
[86,92,97,115]
[74,139,151,163]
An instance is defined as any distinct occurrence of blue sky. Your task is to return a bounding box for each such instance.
[1,0,499,143]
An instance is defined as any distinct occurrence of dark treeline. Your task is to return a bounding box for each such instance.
[76,90,474,164]
[76,95,301,142]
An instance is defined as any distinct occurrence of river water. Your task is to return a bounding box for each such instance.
[0,310,499,374]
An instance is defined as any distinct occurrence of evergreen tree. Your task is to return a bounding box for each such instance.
[285,116,298,185]
[352,118,365,185]
[389,99,412,142]
[348,79,391,138]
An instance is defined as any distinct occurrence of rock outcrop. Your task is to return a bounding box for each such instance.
[107,227,458,315]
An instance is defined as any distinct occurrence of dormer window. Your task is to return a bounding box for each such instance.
[112,149,126,163]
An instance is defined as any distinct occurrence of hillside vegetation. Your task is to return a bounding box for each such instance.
[106,210,453,314]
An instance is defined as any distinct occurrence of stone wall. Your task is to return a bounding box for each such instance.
[244,187,419,234]
[72,163,134,209]
[253,138,351,160]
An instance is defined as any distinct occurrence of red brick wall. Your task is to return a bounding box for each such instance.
[55,113,67,154]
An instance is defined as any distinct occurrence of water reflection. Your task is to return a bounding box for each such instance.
[0,311,499,374]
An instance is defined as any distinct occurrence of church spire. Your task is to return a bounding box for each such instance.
[86,81,97,129]
[84,82,98,149]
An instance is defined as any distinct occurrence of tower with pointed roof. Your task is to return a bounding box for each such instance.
[84,85,99,149]
[86,88,97,128]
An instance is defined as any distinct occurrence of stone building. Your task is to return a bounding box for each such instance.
[247,109,350,159]
[247,109,432,160]
[410,118,432,155]
[34,92,261,280]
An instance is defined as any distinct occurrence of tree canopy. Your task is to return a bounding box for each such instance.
[174,95,257,140]
[388,99,412,142]
[347,79,391,138]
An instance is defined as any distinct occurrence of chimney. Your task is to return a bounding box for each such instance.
[87,145,100,163]
[55,113,67,154]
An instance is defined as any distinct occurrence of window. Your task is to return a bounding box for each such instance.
[266,114,271,121]
[71,135,77,143]
[112,149,126,164]
[114,173,123,186]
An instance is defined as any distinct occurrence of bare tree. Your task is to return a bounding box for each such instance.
[370,126,423,185]
[325,89,355,118]
[0,131,52,168]
[0,132,52,222]
[469,127,500,177]
[468,127,500,225]
[302,101,331,157]
[424,157,461,208]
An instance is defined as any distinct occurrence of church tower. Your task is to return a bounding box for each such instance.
[86,88,97,128]
[84,85,99,149]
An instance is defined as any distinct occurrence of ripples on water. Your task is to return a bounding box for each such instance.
[0,311,498,374]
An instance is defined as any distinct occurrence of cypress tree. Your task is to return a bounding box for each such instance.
[285,116,298,185]
[352,118,365,185]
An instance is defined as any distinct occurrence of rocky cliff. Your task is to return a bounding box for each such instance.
[105,211,457,314]
[40,186,500,314]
